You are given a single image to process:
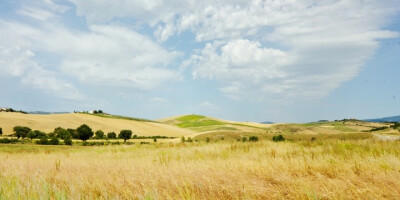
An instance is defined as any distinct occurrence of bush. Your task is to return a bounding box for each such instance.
[242,137,248,142]
[64,138,73,145]
[153,138,157,142]
[249,136,259,142]
[181,136,185,143]
[36,138,49,145]
[311,137,316,141]
[49,137,59,145]
[272,135,285,142]
[0,127,2,135]
[77,124,94,141]
[0,138,19,144]
[95,130,105,139]
[107,132,117,139]
[186,137,193,142]
[118,129,132,142]
[54,127,71,140]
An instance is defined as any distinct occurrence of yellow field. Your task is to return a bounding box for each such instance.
[0,140,399,199]
[0,113,194,137]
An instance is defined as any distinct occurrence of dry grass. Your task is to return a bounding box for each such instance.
[1,139,399,199]
[0,113,194,137]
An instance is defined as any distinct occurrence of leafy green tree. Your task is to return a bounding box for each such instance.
[95,130,105,139]
[54,127,71,140]
[13,126,31,139]
[0,127,2,135]
[76,124,94,141]
[27,131,37,140]
[35,130,47,139]
[67,128,79,139]
[118,130,132,142]
[107,132,117,139]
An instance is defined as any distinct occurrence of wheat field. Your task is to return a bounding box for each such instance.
[0,113,193,137]
[0,139,399,199]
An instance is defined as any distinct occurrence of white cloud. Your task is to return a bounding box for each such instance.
[194,101,220,115]
[68,0,400,100]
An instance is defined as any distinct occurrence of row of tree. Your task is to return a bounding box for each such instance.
[10,124,134,143]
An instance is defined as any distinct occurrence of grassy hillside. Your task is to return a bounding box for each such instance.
[0,112,193,137]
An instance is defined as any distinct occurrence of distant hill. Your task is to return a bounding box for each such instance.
[364,115,400,122]
[27,111,70,115]
[260,121,274,124]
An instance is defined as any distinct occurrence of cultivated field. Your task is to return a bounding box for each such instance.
[0,140,400,199]
[0,113,194,137]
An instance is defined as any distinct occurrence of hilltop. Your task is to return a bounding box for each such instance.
[0,112,194,137]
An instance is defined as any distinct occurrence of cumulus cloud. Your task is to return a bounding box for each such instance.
[67,0,400,100]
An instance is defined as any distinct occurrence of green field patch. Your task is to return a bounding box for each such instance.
[176,115,207,121]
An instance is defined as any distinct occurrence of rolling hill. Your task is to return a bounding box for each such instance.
[0,112,194,137]
[364,115,400,122]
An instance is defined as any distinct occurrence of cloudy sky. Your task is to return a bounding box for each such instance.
[1,0,399,122]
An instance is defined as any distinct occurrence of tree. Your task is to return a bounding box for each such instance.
[153,138,157,142]
[64,138,72,145]
[49,137,59,145]
[187,137,193,142]
[35,130,47,139]
[76,124,94,141]
[67,128,79,139]
[13,126,31,139]
[95,130,105,139]
[0,127,2,135]
[54,127,71,140]
[118,129,132,142]
[181,136,185,143]
[27,131,37,140]
[107,132,117,139]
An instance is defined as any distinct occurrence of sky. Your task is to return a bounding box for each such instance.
[0,0,400,123]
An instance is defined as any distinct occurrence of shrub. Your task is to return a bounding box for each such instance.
[249,136,259,142]
[54,127,71,140]
[27,131,37,140]
[36,138,49,145]
[107,132,117,139]
[49,137,59,145]
[181,136,185,143]
[0,138,19,144]
[0,127,2,135]
[36,130,47,139]
[77,124,94,141]
[13,126,31,139]
[95,130,105,139]
[64,138,73,145]
[311,137,316,141]
[206,137,210,143]
[67,128,79,139]
[242,137,248,142]
[153,138,157,142]
[186,137,193,142]
[118,129,132,142]
[272,135,285,142]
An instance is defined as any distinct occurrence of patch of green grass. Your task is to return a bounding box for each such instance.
[177,120,224,128]
[82,113,157,123]
[176,115,206,121]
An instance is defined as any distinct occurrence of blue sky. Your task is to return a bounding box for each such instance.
[0,0,399,123]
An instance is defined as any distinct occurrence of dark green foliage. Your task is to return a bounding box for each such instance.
[27,131,37,140]
[0,127,2,135]
[0,138,19,143]
[64,138,73,145]
[242,137,248,142]
[133,134,137,139]
[95,130,105,139]
[206,137,210,143]
[35,130,47,139]
[220,137,224,141]
[181,136,185,143]
[311,137,316,141]
[186,137,193,142]
[49,137,59,145]
[54,127,71,140]
[369,126,388,132]
[36,138,49,145]
[390,122,400,129]
[118,129,132,142]
[272,134,285,142]
[13,126,31,139]
[153,138,157,142]
[67,128,79,139]
[107,132,117,139]
[47,132,56,138]
[249,136,259,142]
[76,124,94,141]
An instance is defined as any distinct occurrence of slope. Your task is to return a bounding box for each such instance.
[0,112,194,137]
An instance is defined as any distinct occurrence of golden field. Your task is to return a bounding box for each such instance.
[1,139,400,199]
[0,113,193,137]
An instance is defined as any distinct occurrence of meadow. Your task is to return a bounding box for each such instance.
[1,139,399,199]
